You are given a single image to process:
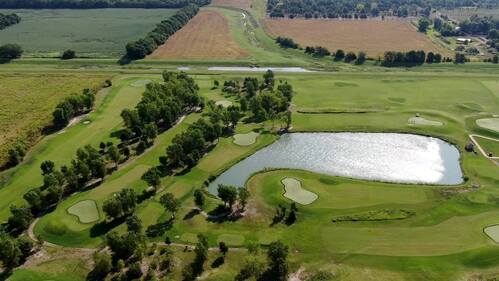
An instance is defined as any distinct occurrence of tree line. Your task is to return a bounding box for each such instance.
[125,4,199,60]
[0,0,209,9]
[52,89,96,128]
[0,13,20,30]
[382,50,450,66]
[267,0,496,19]
[120,71,203,153]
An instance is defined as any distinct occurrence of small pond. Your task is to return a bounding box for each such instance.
[208,133,463,193]
[207,66,314,73]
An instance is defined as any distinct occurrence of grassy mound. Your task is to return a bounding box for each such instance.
[233,131,259,146]
[281,177,318,205]
[476,118,499,133]
[332,209,415,222]
[130,79,152,87]
[44,220,68,235]
[217,234,245,246]
[485,225,499,243]
[215,100,233,108]
[408,116,443,126]
[67,200,100,224]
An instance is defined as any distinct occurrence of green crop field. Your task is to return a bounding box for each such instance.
[0,9,177,57]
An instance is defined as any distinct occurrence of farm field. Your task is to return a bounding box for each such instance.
[441,8,499,20]
[148,10,249,59]
[211,0,251,10]
[0,73,108,168]
[264,18,447,57]
[0,9,177,57]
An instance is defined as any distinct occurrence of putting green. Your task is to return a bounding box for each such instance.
[215,100,233,108]
[408,116,443,126]
[130,79,152,87]
[67,200,100,224]
[217,234,245,246]
[476,118,499,133]
[233,131,260,146]
[485,225,499,243]
[281,178,318,205]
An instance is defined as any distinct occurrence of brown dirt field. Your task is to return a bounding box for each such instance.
[148,10,249,59]
[264,19,446,57]
[212,0,251,10]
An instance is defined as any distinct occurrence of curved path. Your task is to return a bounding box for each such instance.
[469,134,499,166]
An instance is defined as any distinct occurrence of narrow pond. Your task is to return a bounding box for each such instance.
[208,133,463,193]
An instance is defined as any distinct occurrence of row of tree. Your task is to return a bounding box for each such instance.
[52,89,95,128]
[267,0,496,19]
[382,50,447,66]
[0,0,210,9]
[125,5,199,60]
[120,71,203,155]
[0,13,20,30]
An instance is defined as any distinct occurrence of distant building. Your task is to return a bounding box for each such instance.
[456,38,472,44]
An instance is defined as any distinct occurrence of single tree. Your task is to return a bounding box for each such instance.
[160,193,180,220]
[193,189,205,208]
[267,241,289,281]
[217,185,238,209]
[61,49,76,60]
[238,188,250,209]
[219,241,229,256]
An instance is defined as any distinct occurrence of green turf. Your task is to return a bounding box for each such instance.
[67,200,100,224]
[0,9,178,57]
[476,118,499,133]
[233,131,259,146]
[281,177,318,205]
[475,136,499,156]
[484,225,499,243]
[217,234,245,246]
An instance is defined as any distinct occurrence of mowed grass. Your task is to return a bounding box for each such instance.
[0,75,154,221]
[475,136,499,156]
[263,18,447,57]
[0,9,177,57]
[148,10,249,59]
[0,73,108,167]
[67,200,100,224]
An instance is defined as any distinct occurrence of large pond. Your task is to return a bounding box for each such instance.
[208,133,463,193]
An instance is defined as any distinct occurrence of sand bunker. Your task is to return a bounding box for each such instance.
[408,117,443,126]
[233,131,259,146]
[215,100,233,108]
[476,118,499,133]
[131,79,152,87]
[281,178,318,205]
[485,225,499,243]
[67,200,100,223]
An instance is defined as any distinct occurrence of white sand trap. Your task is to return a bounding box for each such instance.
[67,200,100,223]
[485,225,499,243]
[408,117,443,126]
[130,79,152,87]
[82,120,91,125]
[215,100,233,108]
[233,131,259,146]
[281,178,318,205]
[177,66,191,71]
[477,118,499,133]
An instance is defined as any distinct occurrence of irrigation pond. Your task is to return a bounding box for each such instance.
[208,133,463,193]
